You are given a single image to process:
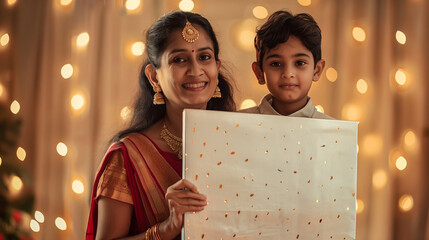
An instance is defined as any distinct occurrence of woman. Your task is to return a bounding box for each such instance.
[86,11,235,240]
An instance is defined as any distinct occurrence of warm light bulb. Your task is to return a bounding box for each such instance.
[71,94,85,110]
[297,0,311,6]
[372,169,387,189]
[61,64,74,79]
[17,147,26,161]
[30,219,40,232]
[10,100,20,114]
[60,0,73,6]
[0,33,10,46]
[239,99,256,110]
[315,105,325,113]
[352,27,366,42]
[252,6,268,19]
[395,156,407,171]
[326,67,338,82]
[125,0,140,10]
[35,211,45,223]
[56,142,68,156]
[11,175,23,192]
[398,194,414,212]
[120,106,132,121]
[356,199,364,214]
[356,79,368,94]
[76,32,90,47]
[396,30,406,45]
[72,179,85,194]
[55,217,67,230]
[179,0,194,12]
[395,69,407,86]
[131,41,145,56]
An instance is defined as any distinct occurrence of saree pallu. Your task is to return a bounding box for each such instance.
[86,133,181,239]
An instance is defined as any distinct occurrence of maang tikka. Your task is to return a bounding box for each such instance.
[182,20,199,43]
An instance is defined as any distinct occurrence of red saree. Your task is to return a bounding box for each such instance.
[86,133,181,239]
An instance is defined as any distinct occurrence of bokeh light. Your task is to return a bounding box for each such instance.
[35,211,45,223]
[362,134,383,157]
[252,6,268,19]
[239,99,256,110]
[17,147,26,161]
[10,175,23,193]
[60,0,73,6]
[10,100,20,114]
[315,105,325,113]
[341,103,360,121]
[55,217,67,230]
[356,79,368,94]
[56,142,68,156]
[395,69,407,86]
[297,0,311,6]
[76,32,90,47]
[403,130,416,146]
[352,27,366,42]
[30,219,40,232]
[326,67,338,82]
[395,156,407,171]
[372,169,387,190]
[120,106,132,121]
[179,0,194,12]
[125,0,140,10]
[72,179,85,194]
[1,33,10,47]
[61,64,74,79]
[71,93,85,110]
[396,30,406,45]
[356,199,364,214]
[131,41,145,56]
[398,194,414,212]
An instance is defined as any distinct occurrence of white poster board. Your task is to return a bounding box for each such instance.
[183,109,357,239]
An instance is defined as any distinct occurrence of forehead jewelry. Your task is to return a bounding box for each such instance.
[182,21,199,43]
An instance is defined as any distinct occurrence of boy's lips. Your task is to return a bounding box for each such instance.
[280,83,298,89]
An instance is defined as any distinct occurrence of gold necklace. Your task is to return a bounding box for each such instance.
[160,123,182,159]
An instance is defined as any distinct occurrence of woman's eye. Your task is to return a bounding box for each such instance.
[200,54,212,61]
[269,62,281,67]
[173,57,185,63]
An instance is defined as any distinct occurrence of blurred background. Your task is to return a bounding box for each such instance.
[0,0,428,239]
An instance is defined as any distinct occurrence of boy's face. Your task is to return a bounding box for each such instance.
[253,36,325,111]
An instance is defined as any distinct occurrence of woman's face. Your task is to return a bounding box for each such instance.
[154,25,220,110]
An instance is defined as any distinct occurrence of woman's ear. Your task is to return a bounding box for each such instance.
[145,64,160,90]
[313,59,326,82]
[252,62,265,85]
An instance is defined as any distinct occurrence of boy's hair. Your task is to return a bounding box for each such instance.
[254,10,322,70]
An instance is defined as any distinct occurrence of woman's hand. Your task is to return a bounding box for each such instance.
[159,179,207,239]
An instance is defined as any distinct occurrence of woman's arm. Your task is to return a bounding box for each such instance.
[95,197,134,240]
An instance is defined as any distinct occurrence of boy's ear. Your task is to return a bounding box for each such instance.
[252,62,265,85]
[145,64,160,90]
[312,59,326,82]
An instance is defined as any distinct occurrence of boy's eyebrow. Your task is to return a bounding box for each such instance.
[265,53,311,59]
[169,46,214,55]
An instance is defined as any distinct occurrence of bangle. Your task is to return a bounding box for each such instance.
[153,223,161,240]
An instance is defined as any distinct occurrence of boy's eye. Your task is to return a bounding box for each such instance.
[296,60,307,66]
[269,62,281,67]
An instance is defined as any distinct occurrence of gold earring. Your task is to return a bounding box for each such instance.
[212,85,221,98]
[153,85,165,105]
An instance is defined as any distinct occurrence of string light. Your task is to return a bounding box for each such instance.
[315,105,325,113]
[297,0,311,6]
[179,0,194,12]
[326,67,338,82]
[30,219,40,232]
[72,179,84,194]
[125,0,140,10]
[55,217,67,230]
[35,211,45,223]
[356,79,368,94]
[76,32,90,47]
[395,156,407,171]
[252,6,268,19]
[239,99,256,110]
[56,142,68,156]
[131,41,145,56]
[1,33,10,47]
[398,194,414,212]
[396,30,406,45]
[16,147,26,161]
[71,93,85,110]
[352,27,366,42]
[372,169,387,190]
[61,64,74,79]
[10,100,20,114]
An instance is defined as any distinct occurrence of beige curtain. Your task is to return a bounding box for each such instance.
[1,0,427,239]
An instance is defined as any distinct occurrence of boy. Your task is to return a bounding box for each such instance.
[241,10,333,119]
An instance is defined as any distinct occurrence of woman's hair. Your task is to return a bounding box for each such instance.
[112,11,235,142]
[254,10,322,70]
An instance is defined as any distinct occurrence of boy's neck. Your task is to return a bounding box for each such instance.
[271,96,309,116]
